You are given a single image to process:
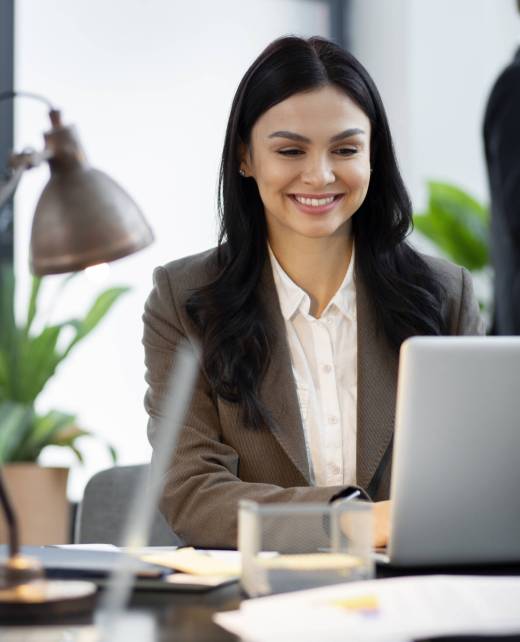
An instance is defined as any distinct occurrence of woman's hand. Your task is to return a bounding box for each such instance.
[373,500,391,548]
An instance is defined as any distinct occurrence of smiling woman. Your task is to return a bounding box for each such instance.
[241,86,371,317]
[143,36,484,549]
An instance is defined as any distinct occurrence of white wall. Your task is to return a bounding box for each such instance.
[14,0,330,499]
[350,0,519,207]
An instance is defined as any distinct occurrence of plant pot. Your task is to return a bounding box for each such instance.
[0,463,70,545]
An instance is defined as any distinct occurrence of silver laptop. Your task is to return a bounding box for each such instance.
[386,336,520,567]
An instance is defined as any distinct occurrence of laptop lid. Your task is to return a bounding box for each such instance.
[388,336,520,566]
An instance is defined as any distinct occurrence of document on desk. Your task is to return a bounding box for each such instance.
[141,547,241,577]
[214,575,520,642]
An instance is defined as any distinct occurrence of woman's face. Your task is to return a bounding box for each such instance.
[241,85,371,244]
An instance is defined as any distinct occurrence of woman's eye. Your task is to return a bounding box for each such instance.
[333,147,358,157]
[277,148,304,156]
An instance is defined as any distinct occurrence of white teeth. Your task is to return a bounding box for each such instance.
[294,195,335,207]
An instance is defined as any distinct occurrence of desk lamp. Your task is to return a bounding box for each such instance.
[0,91,154,620]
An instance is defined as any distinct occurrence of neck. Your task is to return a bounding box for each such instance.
[269,225,353,318]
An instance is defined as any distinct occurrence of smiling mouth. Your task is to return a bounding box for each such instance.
[289,193,344,211]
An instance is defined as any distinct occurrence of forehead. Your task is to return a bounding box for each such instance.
[252,85,371,140]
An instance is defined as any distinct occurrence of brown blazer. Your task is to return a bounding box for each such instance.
[143,248,484,548]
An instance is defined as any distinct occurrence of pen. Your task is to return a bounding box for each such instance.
[339,489,361,502]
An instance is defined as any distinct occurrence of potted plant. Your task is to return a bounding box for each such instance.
[0,264,126,544]
[413,181,491,321]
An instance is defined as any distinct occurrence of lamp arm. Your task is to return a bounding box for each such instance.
[0,90,55,110]
[0,469,19,557]
[0,148,53,211]
[0,166,24,210]
[0,91,60,210]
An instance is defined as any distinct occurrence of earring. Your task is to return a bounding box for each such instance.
[239,168,246,177]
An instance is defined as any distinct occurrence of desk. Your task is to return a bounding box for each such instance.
[129,583,240,642]
[2,561,520,641]
[125,564,520,642]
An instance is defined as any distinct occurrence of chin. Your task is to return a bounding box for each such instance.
[296,225,345,239]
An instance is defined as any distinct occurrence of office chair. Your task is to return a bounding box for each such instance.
[75,464,182,546]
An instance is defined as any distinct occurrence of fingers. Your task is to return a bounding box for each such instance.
[373,500,391,548]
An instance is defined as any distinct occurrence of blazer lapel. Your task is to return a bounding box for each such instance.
[356,269,399,491]
[258,260,311,484]
[257,259,398,491]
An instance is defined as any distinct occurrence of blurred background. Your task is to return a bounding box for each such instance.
[1,0,518,501]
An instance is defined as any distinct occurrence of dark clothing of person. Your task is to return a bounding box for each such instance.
[483,47,520,334]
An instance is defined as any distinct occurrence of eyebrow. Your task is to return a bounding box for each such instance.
[267,128,365,143]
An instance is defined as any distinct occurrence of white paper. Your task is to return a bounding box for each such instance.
[214,575,520,642]
[48,544,119,552]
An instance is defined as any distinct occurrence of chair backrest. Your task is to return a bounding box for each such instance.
[75,464,182,546]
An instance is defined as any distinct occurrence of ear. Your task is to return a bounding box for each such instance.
[238,141,253,178]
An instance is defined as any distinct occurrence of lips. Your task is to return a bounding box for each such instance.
[289,193,344,214]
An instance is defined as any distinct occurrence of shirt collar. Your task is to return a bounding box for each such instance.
[268,244,356,321]
[325,246,356,319]
[269,246,308,320]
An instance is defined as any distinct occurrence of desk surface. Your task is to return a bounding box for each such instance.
[129,583,240,642]
[125,564,520,642]
[2,558,520,641]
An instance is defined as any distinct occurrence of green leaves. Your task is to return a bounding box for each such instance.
[0,401,35,463]
[413,181,489,272]
[0,267,18,400]
[0,403,118,464]
[24,276,42,337]
[61,286,130,360]
[0,265,125,463]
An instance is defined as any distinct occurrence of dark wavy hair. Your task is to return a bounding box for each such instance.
[186,36,447,429]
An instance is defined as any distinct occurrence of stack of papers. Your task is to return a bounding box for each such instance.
[141,547,241,577]
[215,575,520,641]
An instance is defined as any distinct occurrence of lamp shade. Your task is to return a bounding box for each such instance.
[30,122,153,275]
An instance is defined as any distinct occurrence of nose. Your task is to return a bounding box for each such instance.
[301,154,335,187]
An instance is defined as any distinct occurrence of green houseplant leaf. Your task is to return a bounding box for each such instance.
[24,276,42,337]
[413,181,490,272]
[0,264,125,464]
[0,266,19,401]
[0,401,35,463]
[61,286,130,360]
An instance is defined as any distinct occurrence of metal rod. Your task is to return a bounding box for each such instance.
[0,91,55,110]
[0,0,14,266]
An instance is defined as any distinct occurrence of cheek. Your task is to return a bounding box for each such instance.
[344,162,371,191]
[254,158,294,196]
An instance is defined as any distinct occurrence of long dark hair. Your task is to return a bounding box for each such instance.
[186,36,447,429]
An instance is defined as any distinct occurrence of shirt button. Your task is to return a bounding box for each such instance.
[328,415,339,425]
[322,364,333,374]
[326,317,334,325]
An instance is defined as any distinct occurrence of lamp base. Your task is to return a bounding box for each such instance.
[0,578,97,623]
[0,552,44,587]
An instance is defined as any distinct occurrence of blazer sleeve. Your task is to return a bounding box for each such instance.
[143,266,348,548]
[454,267,486,336]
